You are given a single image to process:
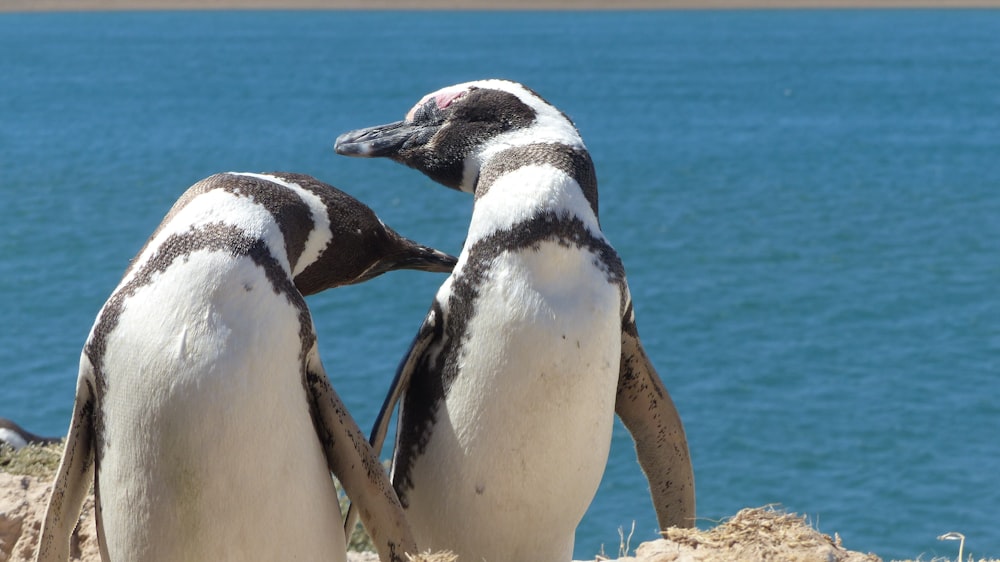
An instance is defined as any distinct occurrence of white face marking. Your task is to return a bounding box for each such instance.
[0,428,28,449]
[464,164,602,248]
[229,173,333,277]
[404,80,586,194]
[450,80,585,194]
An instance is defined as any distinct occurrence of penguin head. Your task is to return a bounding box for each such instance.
[0,417,58,449]
[294,221,457,296]
[291,180,458,295]
[335,79,584,194]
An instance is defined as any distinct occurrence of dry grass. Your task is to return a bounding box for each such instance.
[650,505,880,562]
[668,505,844,549]
[654,506,999,562]
[407,553,458,562]
[0,442,63,478]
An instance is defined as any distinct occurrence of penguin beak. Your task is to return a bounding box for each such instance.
[335,120,434,159]
[393,243,458,274]
[353,243,457,284]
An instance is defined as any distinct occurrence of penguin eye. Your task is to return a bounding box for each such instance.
[408,88,473,123]
[410,100,438,123]
[408,97,454,125]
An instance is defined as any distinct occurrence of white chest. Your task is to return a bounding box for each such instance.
[407,240,622,559]
[448,242,622,440]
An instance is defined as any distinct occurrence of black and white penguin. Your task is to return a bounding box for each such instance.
[0,417,60,450]
[35,172,454,562]
[335,80,695,561]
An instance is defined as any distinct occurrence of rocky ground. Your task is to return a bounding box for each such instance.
[0,443,963,562]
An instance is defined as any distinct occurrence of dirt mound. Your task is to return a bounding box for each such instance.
[623,506,880,562]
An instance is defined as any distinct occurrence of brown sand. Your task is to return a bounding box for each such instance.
[2,0,999,12]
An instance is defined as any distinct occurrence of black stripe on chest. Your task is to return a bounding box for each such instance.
[88,221,313,463]
[393,211,625,503]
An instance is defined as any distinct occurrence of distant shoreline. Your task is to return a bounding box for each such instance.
[3,0,1000,12]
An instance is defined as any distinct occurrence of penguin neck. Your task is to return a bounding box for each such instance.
[465,143,603,248]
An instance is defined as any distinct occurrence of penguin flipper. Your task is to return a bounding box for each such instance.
[372,309,438,471]
[302,343,415,562]
[384,301,448,507]
[344,302,443,537]
[35,358,98,562]
[615,298,696,531]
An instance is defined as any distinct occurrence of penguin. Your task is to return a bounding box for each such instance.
[0,417,60,450]
[35,172,455,562]
[334,80,695,561]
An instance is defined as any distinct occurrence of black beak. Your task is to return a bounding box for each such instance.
[335,120,433,159]
[390,243,458,274]
[354,241,457,284]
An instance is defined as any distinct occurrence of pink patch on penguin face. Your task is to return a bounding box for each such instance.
[405,86,469,122]
[434,89,467,110]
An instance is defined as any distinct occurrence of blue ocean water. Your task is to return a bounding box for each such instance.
[1,9,998,560]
